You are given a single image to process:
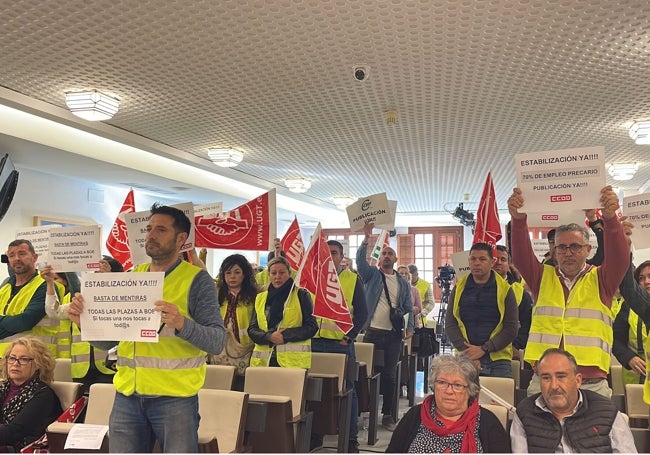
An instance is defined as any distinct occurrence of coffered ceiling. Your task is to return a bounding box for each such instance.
[1,0,650,227]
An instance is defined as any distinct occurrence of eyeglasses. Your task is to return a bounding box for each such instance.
[434,379,468,393]
[554,243,588,254]
[6,356,34,366]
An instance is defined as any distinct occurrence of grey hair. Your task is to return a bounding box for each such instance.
[428,354,481,398]
[556,223,590,243]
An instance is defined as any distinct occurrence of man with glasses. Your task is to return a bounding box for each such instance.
[0,239,63,356]
[508,186,629,397]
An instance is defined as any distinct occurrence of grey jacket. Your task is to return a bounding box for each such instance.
[356,242,414,332]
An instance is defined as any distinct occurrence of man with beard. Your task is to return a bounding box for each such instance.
[0,239,63,356]
[356,222,413,431]
[445,243,518,377]
[511,349,635,453]
[68,204,225,453]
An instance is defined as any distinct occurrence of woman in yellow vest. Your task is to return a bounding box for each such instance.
[248,257,317,368]
[208,254,257,379]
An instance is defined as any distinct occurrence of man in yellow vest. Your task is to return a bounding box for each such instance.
[68,204,225,452]
[0,239,61,356]
[407,264,434,317]
[613,300,647,385]
[445,242,518,377]
[508,185,629,397]
[310,240,367,452]
[492,245,533,357]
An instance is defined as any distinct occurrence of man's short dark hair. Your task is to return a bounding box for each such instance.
[470,242,493,258]
[150,203,191,235]
[7,239,35,254]
[538,348,579,374]
[547,229,556,242]
[102,255,125,272]
[327,240,344,254]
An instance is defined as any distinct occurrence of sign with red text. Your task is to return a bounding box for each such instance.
[79,272,164,342]
[515,147,605,221]
[47,225,102,272]
[624,193,650,249]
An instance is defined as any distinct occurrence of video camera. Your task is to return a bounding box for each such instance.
[435,264,455,289]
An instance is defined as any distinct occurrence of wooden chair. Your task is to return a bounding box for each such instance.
[203,364,236,390]
[54,358,73,382]
[625,384,650,427]
[308,352,352,452]
[479,377,515,407]
[354,341,380,445]
[47,383,116,453]
[198,389,249,453]
[609,364,625,396]
[244,366,312,453]
[50,381,84,411]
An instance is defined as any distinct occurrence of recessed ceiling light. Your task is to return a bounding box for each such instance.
[333,196,356,209]
[608,162,638,181]
[208,148,244,167]
[285,178,311,193]
[629,121,650,145]
[65,90,120,121]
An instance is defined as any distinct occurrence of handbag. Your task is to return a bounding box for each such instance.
[413,327,439,357]
[207,324,253,375]
[381,272,405,333]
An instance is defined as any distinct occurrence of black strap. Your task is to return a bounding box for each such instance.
[379,271,394,308]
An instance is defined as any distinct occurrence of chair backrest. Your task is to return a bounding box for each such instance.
[50,381,83,410]
[54,358,73,382]
[198,389,249,453]
[203,364,236,390]
[354,342,374,373]
[244,367,307,418]
[85,383,117,425]
[610,364,625,396]
[511,359,521,389]
[625,383,650,419]
[309,352,347,393]
[481,404,508,430]
[479,376,515,406]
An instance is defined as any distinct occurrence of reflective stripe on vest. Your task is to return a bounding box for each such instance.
[113,261,207,397]
[70,325,115,377]
[250,287,311,368]
[452,272,512,361]
[0,276,62,357]
[525,266,612,372]
[315,270,356,340]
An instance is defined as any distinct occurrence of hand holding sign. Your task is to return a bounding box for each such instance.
[507,188,526,220]
[599,185,620,220]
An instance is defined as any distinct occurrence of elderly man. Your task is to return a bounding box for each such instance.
[445,242,518,377]
[508,186,629,396]
[511,349,636,453]
[0,239,63,356]
[68,204,225,452]
[356,223,413,431]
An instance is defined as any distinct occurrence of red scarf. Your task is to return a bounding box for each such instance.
[420,394,480,453]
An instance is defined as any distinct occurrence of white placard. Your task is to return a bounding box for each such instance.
[172,202,195,252]
[47,225,102,272]
[623,193,650,249]
[124,210,151,266]
[79,272,164,342]
[375,200,398,230]
[64,424,109,450]
[15,225,62,264]
[346,193,394,232]
[515,147,606,219]
[450,250,471,280]
[531,239,550,262]
[194,202,224,219]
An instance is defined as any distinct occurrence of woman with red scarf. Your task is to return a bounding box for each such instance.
[387,355,510,453]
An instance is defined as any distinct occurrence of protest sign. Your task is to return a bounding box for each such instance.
[346,193,393,232]
[16,224,61,264]
[79,272,164,342]
[623,193,650,249]
[47,225,102,272]
[450,250,471,280]
[124,210,151,266]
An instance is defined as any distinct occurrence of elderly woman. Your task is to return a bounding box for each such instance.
[248,256,317,368]
[0,337,62,451]
[387,355,510,453]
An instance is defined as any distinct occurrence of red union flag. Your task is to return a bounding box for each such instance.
[106,189,135,270]
[473,171,502,248]
[281,216,304,270]
[194,189,277,250]
[296,224,353,334]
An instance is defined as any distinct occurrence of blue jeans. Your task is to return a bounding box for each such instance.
[479,358,512,378]
[362,328,403,415]
[311,337,359,442]
[109,392,200,453]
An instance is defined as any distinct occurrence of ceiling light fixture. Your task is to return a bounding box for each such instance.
[629,121,650,145]
[207,148,244,167]
[65,90,120,121]
[333,196,356,209]
[285,178,311,193]
[608,162,638,181]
